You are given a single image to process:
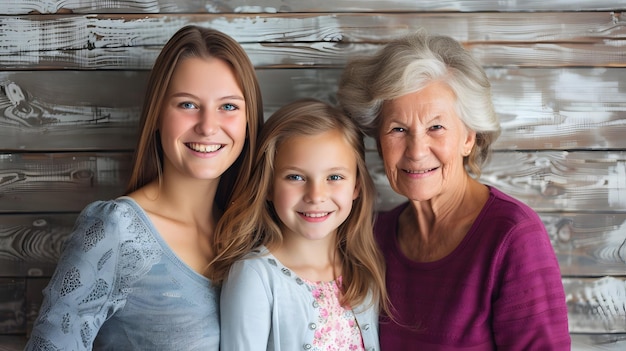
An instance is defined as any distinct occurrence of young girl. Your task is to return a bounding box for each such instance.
[209,98,388,351]
[25,25,263,350]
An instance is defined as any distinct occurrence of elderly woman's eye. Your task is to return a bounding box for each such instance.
[391,127,406,133]
[430,125,443,131]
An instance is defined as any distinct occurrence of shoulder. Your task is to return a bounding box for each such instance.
[76,197,143,227]
[482,186,543,228]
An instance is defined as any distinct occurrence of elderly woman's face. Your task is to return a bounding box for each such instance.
[378,81,475,202]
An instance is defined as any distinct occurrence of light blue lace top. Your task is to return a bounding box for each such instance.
[25,197,220,351]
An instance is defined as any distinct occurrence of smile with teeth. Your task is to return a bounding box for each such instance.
[404,167,437,174]
[186,142,223,153]
[299,212,331,218]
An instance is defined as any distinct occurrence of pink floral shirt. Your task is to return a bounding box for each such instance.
[305,276,365,351]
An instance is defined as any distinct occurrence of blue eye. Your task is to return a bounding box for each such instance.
[391,127,405,133]
[222,103,238,111]
[430,125,443,131]
[328,174,343,181]
[180,102,197,109]
[286,174,304,181]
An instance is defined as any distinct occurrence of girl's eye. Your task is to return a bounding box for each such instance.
[328,174,344,181]
[180,102,197,109]
[221,103,238,111]
[286,174,304,181]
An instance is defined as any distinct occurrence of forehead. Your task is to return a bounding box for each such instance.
[276,130,355,163]
[383,81,457,115]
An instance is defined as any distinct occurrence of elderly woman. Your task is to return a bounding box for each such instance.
[337,30,571,350]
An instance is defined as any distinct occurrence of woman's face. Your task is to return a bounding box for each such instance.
[378,81,475,202]
[159,57,247,182]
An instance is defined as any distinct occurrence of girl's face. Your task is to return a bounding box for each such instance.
[159,57,247,183]
[268,129,360,242]
[379,81,475,202]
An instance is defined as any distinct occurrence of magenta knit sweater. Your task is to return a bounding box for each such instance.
[375,186,571,350]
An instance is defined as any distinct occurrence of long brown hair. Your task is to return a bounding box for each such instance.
[209,98,389,313]
[125,25,263,210]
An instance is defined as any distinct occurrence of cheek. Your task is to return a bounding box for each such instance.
[226,115,248,143]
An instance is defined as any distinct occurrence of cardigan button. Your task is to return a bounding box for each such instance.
[303,343,312,350]
[362,323,370,330]
[308,322,317,330]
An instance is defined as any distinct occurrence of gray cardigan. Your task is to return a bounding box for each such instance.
[220,246,379,351]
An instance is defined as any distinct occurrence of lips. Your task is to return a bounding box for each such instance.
[186,142,223,153]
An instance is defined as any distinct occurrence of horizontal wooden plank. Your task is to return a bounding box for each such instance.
[543,213,626,276]
[2,67,626,151]
[566,277,626,333]
[25,278,48,337]
[571,333,626,350]
[370,150,626,213]
[2,0,624,14]
[0,71,144,151]
[1,13,625,70]
[0,336,28,351]
[0,214,76,277]
[0,153,132,213]
[482,151,626,212]
[0,279,25,335]
[4,41,626,71]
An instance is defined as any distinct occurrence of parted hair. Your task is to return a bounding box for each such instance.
[208,98,388,312]
[337,29,501,177]
[125,25,263,210]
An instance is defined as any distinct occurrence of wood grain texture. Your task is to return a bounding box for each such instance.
[1,13,625,70]
[2,0,624,14]
[571,333,626,350]
[543,213,626,276]
[2,67,626,151]
[566,277,626,333]
[0,214,76,277]
[0,153,132,212]
[0,279,25,335]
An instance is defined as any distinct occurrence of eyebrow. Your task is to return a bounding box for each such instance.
[168,92,245,101]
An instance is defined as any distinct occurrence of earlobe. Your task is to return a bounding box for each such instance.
[463,130,476,156]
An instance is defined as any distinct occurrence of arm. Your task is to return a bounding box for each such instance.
[25,202,124,351]
[220,258,272,351]
[492,214,571,350]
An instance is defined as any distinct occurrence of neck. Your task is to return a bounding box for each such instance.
[271,231,341,282]
[400,175,488,262]
[134,171,221,228]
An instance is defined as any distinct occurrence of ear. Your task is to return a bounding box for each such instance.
[352,180,361,200]
[463,129,477,156]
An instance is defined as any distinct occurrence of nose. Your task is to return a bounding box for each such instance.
[405,133,429,159]
[195,108,219,136]
[304,180,327,203]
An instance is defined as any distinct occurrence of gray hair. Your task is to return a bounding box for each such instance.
[337,29,501,177]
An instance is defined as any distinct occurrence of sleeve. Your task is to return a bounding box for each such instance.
[25,201,126,351]
[220,258,273,351]
[492,211,571,350]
